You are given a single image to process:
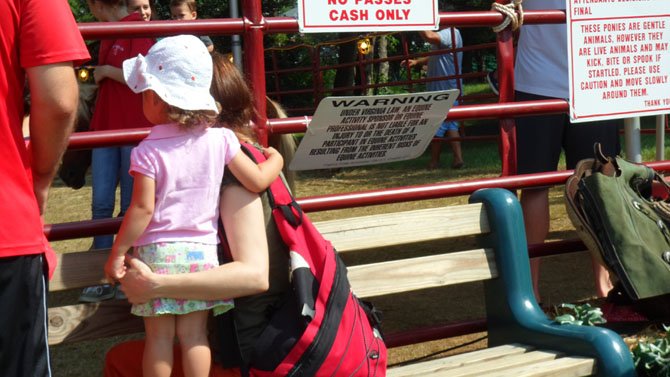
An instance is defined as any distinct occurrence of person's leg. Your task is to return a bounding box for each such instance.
[104,340,240,377]
[176,310,211,377]
[143,315,176,377]
[118,145,135,217]
[515,91,566,303]
[0,255,51,377]
[444,121,464,168]
[91,147,120,249]
[520,188,550,301]
[429,122,448,169]
[564,118,622,297]
[429,140,442,169]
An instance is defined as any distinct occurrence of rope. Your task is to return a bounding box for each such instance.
[491,0,524,33]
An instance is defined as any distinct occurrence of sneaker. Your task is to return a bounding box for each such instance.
[79,284,117,303]
[486,71,499,95]
[114,286,127,300]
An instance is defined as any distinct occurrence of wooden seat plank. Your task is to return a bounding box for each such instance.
[51,249,109,291]
[48,301,140,345]
[389,348,561,377]
[348,248,497,298]
[476,356,596,377]
[387,344,534,377]
[315,203,487,252]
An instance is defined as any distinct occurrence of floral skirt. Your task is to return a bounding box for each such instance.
[130,241,233,317]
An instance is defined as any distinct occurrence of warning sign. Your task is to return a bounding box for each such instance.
[289,90,458,171]
[297,0,439,33]
[567,0,670,122]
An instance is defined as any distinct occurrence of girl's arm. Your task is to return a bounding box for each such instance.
[119,184,270,302]
[94,65,126,84]
[226,147,283,193]
[105,173,155,280]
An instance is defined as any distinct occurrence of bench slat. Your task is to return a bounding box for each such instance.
[444,350,562,377]
[315,203,487,252]
[50,204,489,292]
[48,301,140,345]
[387,343,563,376]
[476,356,596,377]
[51,249,109,291]
[389,345,595,377]
[348,248,496,298]
[387,344,534,377]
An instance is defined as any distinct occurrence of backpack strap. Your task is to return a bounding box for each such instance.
[240,143,303,227]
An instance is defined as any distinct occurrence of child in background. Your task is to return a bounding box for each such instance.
[81,0,155,303]
[104,35,283,377]
[169,0,215,52]
[127,0,153,21]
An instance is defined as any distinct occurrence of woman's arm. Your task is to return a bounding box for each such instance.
[226,147,283,193]
[119,184,270,303]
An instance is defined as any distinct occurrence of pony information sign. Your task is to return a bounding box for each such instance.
[567,0,670,122]
[290,90,458,171]
[297,0,439,33]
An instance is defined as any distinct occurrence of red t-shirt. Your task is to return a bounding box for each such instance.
[89,12,154,131]
[0,0,89,277]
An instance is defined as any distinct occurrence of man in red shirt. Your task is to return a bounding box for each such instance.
[0,1,89,375]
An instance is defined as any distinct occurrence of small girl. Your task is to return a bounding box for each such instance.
[104,35,283,377]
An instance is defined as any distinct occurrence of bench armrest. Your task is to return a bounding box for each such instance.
[470,188,636,377]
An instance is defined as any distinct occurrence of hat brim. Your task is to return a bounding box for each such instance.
[123,55,219,114]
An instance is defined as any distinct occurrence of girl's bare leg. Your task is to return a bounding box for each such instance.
[143,315,176,377]
[176,310,211,377]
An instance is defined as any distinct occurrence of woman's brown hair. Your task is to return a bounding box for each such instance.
[210,52,257,142]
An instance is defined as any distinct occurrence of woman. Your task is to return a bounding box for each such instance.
[104,51,291,377]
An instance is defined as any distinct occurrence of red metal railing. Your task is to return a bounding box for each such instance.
[56,6,667,349]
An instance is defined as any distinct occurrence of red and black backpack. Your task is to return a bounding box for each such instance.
[217,143,387,377]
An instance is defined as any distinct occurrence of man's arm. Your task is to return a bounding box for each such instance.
[120,184,270,303]
[419,30,442,47]
[27,63,79,215]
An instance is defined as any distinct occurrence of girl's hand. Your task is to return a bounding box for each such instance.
[105,253,127,282]
[262,146,279,158]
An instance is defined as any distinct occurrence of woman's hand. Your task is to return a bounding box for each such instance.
[118,256,157,304]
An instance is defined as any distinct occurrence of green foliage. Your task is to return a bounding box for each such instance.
[631,325,670,377]
[69,0,95,22]
[553,303,607,326]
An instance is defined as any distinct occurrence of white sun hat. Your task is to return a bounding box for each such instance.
[123,34,218,114]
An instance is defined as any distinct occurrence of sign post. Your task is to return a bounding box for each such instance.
[289,91,458,171]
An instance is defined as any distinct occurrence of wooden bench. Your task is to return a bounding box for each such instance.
[48,188,636,376]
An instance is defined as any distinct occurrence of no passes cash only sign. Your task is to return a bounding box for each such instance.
[289,90,458,171]
[297,0,439,33]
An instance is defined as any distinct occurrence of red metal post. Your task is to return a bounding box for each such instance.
[313,46,323,109]
[495,0,518,176]
[271,50,282,106]
[242,0,268,146]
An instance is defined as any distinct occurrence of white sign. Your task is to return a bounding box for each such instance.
[296,0,439,33]
[290,90,458,171]
[567,0,670,122]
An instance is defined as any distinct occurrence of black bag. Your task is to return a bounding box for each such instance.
[565,143,670,302]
